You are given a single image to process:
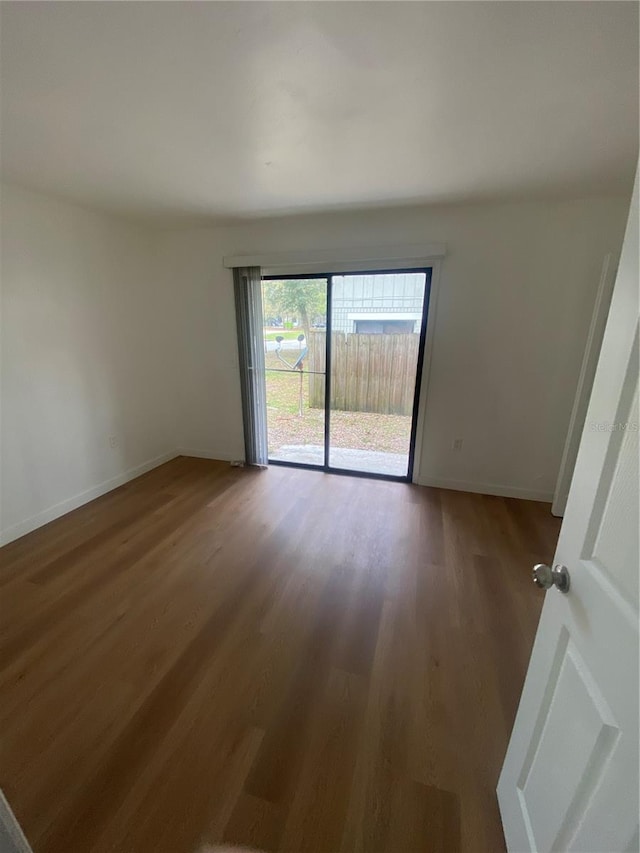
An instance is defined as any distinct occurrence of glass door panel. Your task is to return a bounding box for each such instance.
[262,277,328,466]
[328,272,428,477]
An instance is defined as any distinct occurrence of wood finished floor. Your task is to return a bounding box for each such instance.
[0,457,561,853]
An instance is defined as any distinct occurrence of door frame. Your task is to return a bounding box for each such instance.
[551,252,617,517]
[262,266,434,483]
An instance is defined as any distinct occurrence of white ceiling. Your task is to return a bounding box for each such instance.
[1,1,638,222]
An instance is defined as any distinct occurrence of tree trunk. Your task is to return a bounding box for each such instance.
[298,304,311,340]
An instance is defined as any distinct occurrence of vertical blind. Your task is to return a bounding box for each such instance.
[233,266,269,466]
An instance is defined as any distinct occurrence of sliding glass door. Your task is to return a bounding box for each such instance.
[262,268,431,481]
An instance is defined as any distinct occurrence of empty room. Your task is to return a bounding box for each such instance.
[0,2,638,852]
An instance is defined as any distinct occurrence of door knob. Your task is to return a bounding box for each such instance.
[532,563,570,593]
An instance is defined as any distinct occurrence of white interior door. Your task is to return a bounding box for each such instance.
[498,173,639,853]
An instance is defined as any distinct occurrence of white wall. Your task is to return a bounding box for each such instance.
[158,195,630,500]
[1,188,630,544]
[0,184,178,543]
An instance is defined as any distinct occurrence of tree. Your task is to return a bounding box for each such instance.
[263,280,325,338]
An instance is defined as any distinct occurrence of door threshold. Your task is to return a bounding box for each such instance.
[268,459,411,483]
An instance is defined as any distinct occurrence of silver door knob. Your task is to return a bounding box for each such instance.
[532,563,570,593]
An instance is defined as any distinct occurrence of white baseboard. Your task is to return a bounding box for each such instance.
[177,447,241,462]
[414,474,553,502]
[178,455,553,501]
[0,450,179,546]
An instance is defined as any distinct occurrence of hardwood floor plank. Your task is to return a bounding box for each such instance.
[223,793,283,853]
[387,780,461,853]
[34,476,304,851]
[278,668,367,853]
[0,458,561,853]
[334,569,385,677]
[0,456,195,584]
[243,566,354,805]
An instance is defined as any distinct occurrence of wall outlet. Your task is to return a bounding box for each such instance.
[452,438,463,452]
[108,435,119,449]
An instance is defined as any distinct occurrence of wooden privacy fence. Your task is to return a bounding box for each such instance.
[307,331,419,416]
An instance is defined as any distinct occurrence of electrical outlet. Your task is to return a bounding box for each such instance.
[108,435,119,449]
[452,438,463,452]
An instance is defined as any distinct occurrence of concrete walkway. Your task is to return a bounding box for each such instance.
[270,444,408,476]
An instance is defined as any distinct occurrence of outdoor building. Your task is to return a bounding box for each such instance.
[331,272,425,334]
